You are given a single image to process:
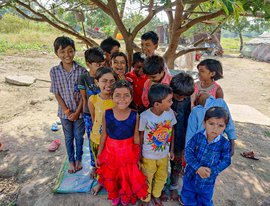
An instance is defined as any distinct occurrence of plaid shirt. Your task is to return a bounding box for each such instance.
[184,130,231,189]
[50,61,87,119]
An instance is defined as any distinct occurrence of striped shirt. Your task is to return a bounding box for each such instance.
[184,130,231,189]
[50,61,87,119]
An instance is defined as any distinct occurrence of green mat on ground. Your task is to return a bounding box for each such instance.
[53,140,106,194]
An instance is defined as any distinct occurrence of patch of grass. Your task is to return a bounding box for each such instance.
[221,37,251,54]
[264,130,270,138]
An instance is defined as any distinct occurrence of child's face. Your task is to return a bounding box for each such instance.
[87,61,105,76]
[156,93,173,111]
[111,56,126,76]
[198,65,215,82]
[133,61,144,77]
[96,73,116,95]
[141,39,158,57]
[112,87,133,110]
[204,117,226,141]
[56,45,75,65]
[173,94,186,102]
[147,71,165,83]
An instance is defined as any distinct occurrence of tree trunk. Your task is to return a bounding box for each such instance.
[239,32,243,52]
[112,0,126,38]
[125,37,134,71]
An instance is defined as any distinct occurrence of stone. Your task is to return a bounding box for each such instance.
[5,75,36,86]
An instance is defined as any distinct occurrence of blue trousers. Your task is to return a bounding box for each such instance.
[60,118,85,162]
[181,176,214,206]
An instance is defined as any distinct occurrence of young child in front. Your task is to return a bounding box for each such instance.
[139,84,177,206]
[161,72,194,201]
[180,106,231,206]
[100,36,121,67]
[96,80,148,206]
[78,47,104,145]
[192,59,224,107]
[111,51,128,80]
[125,52,147,113]
[88,67,117,194]
[141,55,172,108]
[50,36,86,173]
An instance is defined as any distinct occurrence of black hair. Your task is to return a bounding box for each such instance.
[148,83,173,107]
[100,37,121,54]
[54,36,75,53]
[95,67,117,81]
[143,55,164,75]
[197,59,223,80]
[141,31,159,45]
[111,51,128,64]
[132,52,145,66]
[170,72,194,96]
[204,106,229,125]
[111,80,133,97]
[84,47,104,63]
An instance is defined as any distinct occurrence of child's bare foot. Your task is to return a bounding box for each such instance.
[91,183,102,195]
[68,162,76,174]
[75,160,83,172]
[170,189,179,201]
[90,167,97,178]
[160,190,169,201]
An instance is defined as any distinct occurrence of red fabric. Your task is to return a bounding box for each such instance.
[97,136,148,204]
[125,71,148,107]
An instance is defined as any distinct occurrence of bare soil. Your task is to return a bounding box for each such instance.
[0,53,269,206]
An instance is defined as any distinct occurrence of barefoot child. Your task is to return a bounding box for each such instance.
[192,59,224,107]
[50,36,86,173]
[111,51,128,80]
[88,67,117,194]
[78,48,104,166]
[180,107,231,205]
[161,73,194,202]
[139,84,177,206]
[96,80,148,206]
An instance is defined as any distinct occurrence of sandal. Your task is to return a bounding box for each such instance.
[48,139,61,152]
[51,123,59,132]
[152,196,163,206]
[241,151,259,160]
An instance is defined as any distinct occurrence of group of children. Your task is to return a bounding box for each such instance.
[50,31,236,206]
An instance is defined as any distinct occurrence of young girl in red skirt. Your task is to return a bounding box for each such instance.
[96,80,148,206]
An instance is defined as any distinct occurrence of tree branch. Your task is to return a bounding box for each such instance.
[176,47,210,58]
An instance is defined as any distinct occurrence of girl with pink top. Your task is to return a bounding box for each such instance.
[192,59,224,107]
[141,55,172,108]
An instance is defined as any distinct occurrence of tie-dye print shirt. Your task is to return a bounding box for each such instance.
[139,108,177,160]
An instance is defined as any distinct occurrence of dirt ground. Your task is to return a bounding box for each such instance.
[0,53,270,206]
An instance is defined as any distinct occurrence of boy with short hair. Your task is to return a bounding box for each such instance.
[78,47,105,167]
[125,52,147,113]
[180,107,231,205]
[141,55,172,108]
[141,31,159,57]
[139,84,177,206]
[100,36,120,67]
[50,36,86,173]
[163,72,194,201]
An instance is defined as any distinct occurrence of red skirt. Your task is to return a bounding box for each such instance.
[97,136,148,204]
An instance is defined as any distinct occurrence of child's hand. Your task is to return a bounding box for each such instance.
[68,112,79,121]
[196,167,211,178]
[170,151,175,160]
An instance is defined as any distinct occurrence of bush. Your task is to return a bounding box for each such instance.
[0,13,54,33]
